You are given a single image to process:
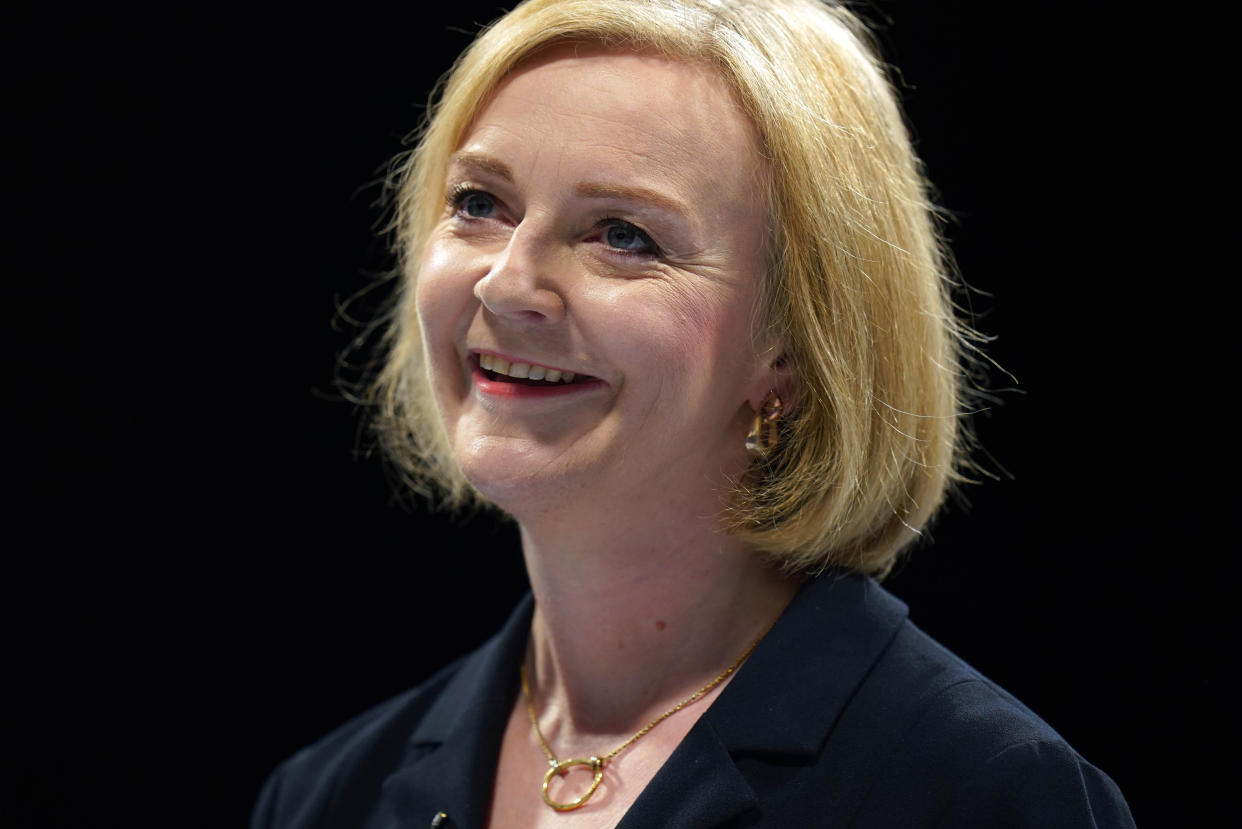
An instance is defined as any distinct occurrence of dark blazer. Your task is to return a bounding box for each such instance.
[252,572,1134,828]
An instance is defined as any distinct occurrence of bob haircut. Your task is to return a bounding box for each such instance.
[373,0,976,578]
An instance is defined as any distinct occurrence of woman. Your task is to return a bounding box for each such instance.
[254,0,1134,826]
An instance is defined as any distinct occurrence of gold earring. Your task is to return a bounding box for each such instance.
[746,391,783,456]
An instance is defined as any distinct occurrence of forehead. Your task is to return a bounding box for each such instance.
[456,44,767,216]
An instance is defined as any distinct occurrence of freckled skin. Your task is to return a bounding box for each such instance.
[415,46,779,523]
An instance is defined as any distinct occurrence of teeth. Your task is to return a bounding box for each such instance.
[478,354,580,383]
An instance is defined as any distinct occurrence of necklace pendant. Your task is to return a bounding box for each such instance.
[541,756,605,811]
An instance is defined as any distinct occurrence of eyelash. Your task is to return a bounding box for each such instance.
[595,218,662,258]
[445,184,662,258]
[447,184,492,216]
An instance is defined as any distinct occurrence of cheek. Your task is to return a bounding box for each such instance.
[655,280,755,373]
[613,282,753,402]
[415,238,478,350]
[414,240,456,328]
[413,239,484,426]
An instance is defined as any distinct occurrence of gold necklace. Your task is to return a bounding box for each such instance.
[519,620,775,812]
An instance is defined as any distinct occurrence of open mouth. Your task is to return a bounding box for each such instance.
[474,353,595,387]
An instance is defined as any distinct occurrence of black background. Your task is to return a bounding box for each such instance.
[8,1,1222,826]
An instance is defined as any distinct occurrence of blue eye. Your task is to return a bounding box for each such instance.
[450,187,497,219]
[604,221,658,255]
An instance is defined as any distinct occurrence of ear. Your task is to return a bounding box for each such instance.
[747,344,797,414]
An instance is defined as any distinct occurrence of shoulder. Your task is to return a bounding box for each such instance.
[251,658,466,829]
[845,621,1135,827]
[702,574,1134,827]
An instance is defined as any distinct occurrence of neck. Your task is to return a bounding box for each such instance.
[514,488,798,752]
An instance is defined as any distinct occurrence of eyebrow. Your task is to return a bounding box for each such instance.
[447,151,688,219]
[574,183,689,219]
[447,151,515,183]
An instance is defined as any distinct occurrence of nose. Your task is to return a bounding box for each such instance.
[473,224,567,324]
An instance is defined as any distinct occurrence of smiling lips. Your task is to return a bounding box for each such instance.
[472,352,600,398]
[478,352,584,384]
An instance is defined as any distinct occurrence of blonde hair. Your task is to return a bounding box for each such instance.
[373,0,977,578]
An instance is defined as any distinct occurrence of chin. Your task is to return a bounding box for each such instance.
[454,434,581,512]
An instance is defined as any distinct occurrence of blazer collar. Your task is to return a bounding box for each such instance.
[616,571,909,828]
[381,573,907,829]
[707,569,908,755]
[382,594,534,829]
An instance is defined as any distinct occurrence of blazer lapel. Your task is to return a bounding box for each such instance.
[711,572,909,754]
[380,595,534,829]
[620,572,909,828]
[617,719,758,829]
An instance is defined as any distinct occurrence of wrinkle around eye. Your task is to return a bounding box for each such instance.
[575,246,677,282]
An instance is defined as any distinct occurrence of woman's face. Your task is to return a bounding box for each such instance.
[416,45,777,513]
